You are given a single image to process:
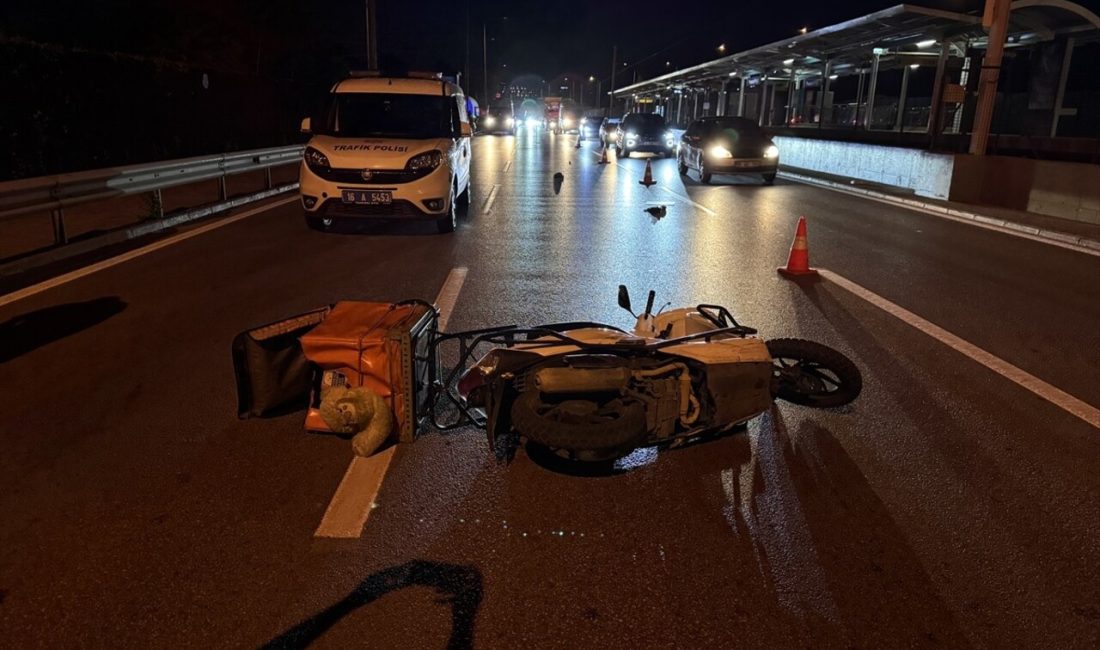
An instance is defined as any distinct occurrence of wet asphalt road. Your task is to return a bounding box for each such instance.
[1,130,1098,648]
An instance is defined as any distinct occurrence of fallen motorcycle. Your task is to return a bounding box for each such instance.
[432,286,862,462]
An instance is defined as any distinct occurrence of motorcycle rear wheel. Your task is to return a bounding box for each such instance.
[510,391,647,461]
[766,338,862,408]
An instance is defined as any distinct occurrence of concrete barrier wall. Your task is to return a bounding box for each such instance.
[1028,159,1100,226]
[773,136,955,199]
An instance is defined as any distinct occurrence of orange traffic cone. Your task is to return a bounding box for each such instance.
[639,159,656,188]
[597,146,609,164]
[777,216,819,278]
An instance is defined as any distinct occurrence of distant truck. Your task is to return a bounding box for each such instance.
[544,96,562,133]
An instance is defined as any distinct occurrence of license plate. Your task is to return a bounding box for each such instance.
[341,190,392,205]
[735,160,760,168]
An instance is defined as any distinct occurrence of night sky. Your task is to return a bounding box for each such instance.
[4,0,1100,94]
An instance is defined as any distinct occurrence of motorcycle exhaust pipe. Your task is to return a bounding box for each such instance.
[533,367,630,394]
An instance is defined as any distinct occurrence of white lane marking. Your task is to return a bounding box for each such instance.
[784,174,1100,259]
[503,159,512,173]
[820,268,1100,430]
[0,196,298,309]
[659,186,717,216]
[482,184,500,214]
[314,267,468,538]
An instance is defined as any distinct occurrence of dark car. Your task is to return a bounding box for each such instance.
[480,107,516,135]
[615,113,676,158]
[678,116,778,185]
[578,116,601,141]
[599,117,620,146]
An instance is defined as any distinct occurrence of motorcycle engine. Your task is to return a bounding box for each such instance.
[628,375,682,438]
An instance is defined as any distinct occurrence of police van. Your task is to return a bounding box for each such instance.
[299,72,472,234]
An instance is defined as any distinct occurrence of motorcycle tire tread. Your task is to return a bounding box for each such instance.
[766,338,863,408]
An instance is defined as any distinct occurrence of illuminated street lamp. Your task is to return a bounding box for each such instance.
[717,44,726,53]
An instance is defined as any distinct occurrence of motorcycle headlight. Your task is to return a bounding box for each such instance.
[709,145,733,159]
[304,146,330,170]
[407,150,443,171]
[764,144,780,159]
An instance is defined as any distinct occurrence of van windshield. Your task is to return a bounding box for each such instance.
[323,93,453,139]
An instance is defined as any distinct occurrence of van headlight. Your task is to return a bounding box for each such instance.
[304,146,330,170]
[484,116,496,127]
[505,117,514,127]
[763,145,779,159]
[407,150,443,171]
[709,145,733,159]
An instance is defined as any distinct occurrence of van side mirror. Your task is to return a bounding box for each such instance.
[460,122,473,138]
[300,117,312,135]
[617,285,632,312]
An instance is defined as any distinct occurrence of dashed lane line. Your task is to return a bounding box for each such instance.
[821,268,1100,430]
[313,267,469,538]
[659,186,717,216]
[482,184,501,214]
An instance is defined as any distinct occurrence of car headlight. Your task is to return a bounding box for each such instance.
[664,131,674,140]
[505,117,514,127]
[407,150,443,171]
[763,144,779,159]
[526,118,537,127]
[484,116,496,127]
[304,146,330,170]
[563,119,574,128]
[708,145,733,159]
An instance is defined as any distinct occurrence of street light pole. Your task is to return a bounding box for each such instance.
[365,0,378,70]
[969,0,1011,155]
[609,45,618,116]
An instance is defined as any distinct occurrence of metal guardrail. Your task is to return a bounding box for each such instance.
[0,145,304,245]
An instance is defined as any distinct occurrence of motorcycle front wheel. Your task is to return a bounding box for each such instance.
[766,338,862,408]
[510,391,647,462]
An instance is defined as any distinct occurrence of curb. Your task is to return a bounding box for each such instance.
[0,183,298,278]
[779,171,1100,255]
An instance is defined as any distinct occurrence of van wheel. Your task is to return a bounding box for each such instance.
[436,186,457,234]
[457,182,471,215]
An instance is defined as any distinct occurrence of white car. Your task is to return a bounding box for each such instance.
[299,72,472,234]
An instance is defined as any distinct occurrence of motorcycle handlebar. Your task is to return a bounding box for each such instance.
[645,290,656,316]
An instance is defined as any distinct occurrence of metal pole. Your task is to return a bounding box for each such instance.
[818,61,831,128]
[864,52,880,129]
[737,76,747,116]
[609,45,618,115]
[482,23,488,105]
[785,67,797,125]
[928,44,949,149]
[855,71,866,127]
[969,0,1012,155]
[51,208,67,245]
[1051,37,1075,137]
[366,0,378,70]
[464,0,470,89]
[896,64,911,132]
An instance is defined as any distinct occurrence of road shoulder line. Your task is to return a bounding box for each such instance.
[781,171,1100,258]
[0,195,298,309]
[821,268,1100,430]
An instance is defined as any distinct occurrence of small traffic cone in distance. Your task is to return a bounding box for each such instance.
[777,216,819,278]
[597,146,609,164]
[639,159,656,188]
